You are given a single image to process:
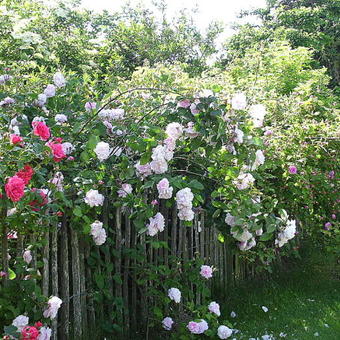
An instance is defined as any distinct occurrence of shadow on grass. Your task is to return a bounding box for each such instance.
[219,248,340,339]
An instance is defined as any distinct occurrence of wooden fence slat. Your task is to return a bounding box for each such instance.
[70,227,82,338]
[60,215,69,339]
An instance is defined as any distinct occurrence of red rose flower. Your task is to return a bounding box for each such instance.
[34,321,43,329]
[16,165,34,185]
[10,134,23,145]
[21,326,39,340]
[5,176,25,202]
[29,189,49,211]
[32,121,50,141]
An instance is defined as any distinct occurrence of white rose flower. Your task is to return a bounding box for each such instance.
[44,84,56,98]
[168,287,181,303]
[53,72,66,88]
[43,296,62,319]
[84,189,104,207]
[54,114,68,124]
[12,315,29,332]
[231,93,247,110]
[217,325,233,339]
[94,141,111,162]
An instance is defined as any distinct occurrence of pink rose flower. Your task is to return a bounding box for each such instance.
[187,320,208,334]
[10,134,23,145]
[5,175,25,202]
[288,165,297,174]
[200,265,213,279]
[21,326,39,339]
[32,121,50,141]
[46,141,66,162]
[177,99,191,108]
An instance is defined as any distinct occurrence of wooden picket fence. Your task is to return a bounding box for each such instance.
[3,203,257,340]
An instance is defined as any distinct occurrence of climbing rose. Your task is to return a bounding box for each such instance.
[231,228,253,243]
[0,74,12,84]
[90,221,107,246]
[178,208,194,221]
[187,320,208,334]
[21,326,39,340]
[50,172,64,192]
[233,128,244,144]
[225,213,236,227]
[54,114,67,124]
[200,265,213,279]
[275,219,296,247]
[147,212,165,236]
[176,188,193,210]
[29,189,49,211]
[288,165,298,174]
[162,317,174,331]
[84,189,104,207]
[32,121,50,141]
[176,188,194,221]
[61,142,74,155]
[5,176,25,202]
[43,84,56,98]
[117,183,133,198]
[0,97,15,106]
[168,288,181,303]
[190,102,200,115]
[46,141,66,162]
[249,104,266,127]
[10,134,23,144]
[43,296,62,319]
[184,122,199,138]
[324,222,331,230]
[177,99,191,108]
[34,322,43,329]
[208,301,221,316]
[165,122,183,140]
[37,94,47,107]
[94,142,111,162]
[135,162,152,179]
[23,250,32,264]
[234,173,255,190]
[231,93,247,110]
[37,327,52,340]
[53,72,66,88]
[12,315,29,332]
[85,101,96,111]
[217,325,233,339]
[16,165,34,185]
[157,178,173,199]
[252,150,265,170]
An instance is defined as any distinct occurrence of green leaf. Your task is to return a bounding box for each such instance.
[73,206,83,217]
[188,179,204,190]
[8,268,16,280]
[260,233,274,241]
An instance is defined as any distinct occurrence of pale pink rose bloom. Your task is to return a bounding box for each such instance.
[208,301,221,316]
[43,296,62,319]
[177,99,191,108]
[23,250,32,264]
[200,265,213,279]
[187,320,208,334]
[147,213,165,236]
[117,183,133,198]
[162,317,174,330]
[157,178,173,199]
[168,287,181,303]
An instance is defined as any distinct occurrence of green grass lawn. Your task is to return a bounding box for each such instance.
[221,249,340,340]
